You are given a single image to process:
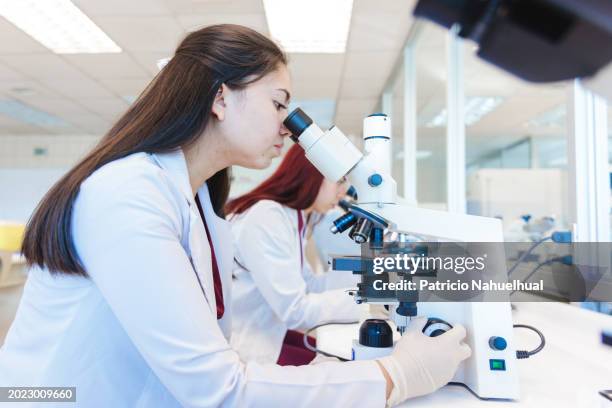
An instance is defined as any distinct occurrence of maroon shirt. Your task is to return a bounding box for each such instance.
[195,195,224,320]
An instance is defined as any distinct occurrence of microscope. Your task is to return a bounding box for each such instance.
[283,108,520,400]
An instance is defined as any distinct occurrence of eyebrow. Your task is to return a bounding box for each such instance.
[276,88,291,104]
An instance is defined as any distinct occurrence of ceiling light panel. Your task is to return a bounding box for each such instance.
[263,0,353,53]
[0,0,121,54]
[425,96,504,128]
[526,105,566,128]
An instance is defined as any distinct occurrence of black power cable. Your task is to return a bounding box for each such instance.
[507,230,572,277]
[304,321,545,361]
[302,321,359,362]
[510,255,571,295]
[507,236,552,276]
[513,324,546,359]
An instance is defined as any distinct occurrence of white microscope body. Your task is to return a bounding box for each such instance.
[284,108,520,400]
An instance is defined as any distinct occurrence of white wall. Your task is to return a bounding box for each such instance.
[0,135,98,168]
[0,168,68,222]
[0,135,98,223]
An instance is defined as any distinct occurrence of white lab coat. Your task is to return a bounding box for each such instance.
[0,150,386,407]
[230,200,362,364]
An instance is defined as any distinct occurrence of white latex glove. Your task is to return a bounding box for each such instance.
[378,317,471,406]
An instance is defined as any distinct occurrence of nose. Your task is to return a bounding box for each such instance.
[280,122,291,138]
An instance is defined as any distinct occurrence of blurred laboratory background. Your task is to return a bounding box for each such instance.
[1,0,611,341]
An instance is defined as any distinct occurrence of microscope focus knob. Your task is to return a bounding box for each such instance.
[422,318,453,337]
[489,336,507,351]
[368,173,383,186]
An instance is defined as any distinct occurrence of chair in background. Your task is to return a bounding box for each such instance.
[0,223,27,287]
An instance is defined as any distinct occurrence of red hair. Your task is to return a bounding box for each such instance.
[226,144,323,215]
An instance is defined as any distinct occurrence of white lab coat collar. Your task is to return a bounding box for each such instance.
[150,149,234,329]
[150,148,195,206]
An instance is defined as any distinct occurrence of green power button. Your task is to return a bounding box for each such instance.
[489,359,506,371]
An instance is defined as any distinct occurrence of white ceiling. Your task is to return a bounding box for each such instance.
[0,0,609,168]
[0,0,416,136]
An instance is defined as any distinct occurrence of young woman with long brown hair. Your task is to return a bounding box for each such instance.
[0,24,470,407]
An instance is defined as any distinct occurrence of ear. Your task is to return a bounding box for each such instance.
[211,83,228,121]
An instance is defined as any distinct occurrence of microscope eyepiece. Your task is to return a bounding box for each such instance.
[346,186,358,200]
[283,108,313,142]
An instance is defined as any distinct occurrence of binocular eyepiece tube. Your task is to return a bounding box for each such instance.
[283,108,363,183]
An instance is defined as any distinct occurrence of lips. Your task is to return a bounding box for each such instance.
[271,144,283,156]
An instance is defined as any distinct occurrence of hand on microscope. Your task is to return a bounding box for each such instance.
[376,317,471,406]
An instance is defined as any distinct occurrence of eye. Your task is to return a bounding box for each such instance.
[273,100,287,111]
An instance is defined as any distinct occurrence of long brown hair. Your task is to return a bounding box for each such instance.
[225,144,324,215]
[22,24,287,276]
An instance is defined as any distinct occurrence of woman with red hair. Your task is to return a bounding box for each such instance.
[226,144,361,366]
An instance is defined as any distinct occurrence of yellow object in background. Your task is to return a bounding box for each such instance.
[0,223,26,252]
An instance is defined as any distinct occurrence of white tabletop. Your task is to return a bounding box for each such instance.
[316,302,612,408]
